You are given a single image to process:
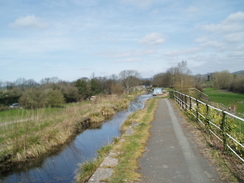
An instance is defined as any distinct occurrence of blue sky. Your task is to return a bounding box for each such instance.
[0,0,244,82]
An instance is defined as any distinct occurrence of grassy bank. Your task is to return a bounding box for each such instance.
[203,88,244,113]
[0,94,136,168]
[76,96,159,183]
[110,97,158,182]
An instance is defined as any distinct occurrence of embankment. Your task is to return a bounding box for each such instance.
[0,94,137,172]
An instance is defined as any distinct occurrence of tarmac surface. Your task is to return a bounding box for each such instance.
[139,99,222,183]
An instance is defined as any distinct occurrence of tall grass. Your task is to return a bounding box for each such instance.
[0,94,133,167]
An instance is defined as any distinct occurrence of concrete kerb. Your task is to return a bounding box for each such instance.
[87,122,139,183]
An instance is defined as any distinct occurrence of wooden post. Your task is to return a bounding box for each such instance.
[220,111,227,151]
[190,97,192,111]
[196,99,199,122]
[205,104,210,133]
[181,93,184,109]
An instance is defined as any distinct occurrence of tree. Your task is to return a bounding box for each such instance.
[63,86,80,103]
[213,71,233,89]
[230,74,244,93]
[46,89,65,108]
[90,78,104,96]
[166,61,194,91]
[19,89,47,109]
[152,73,170,87]
[119,70,141,91]
[75,78,90,99]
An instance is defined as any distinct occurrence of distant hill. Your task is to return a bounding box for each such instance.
[232,70,244,75]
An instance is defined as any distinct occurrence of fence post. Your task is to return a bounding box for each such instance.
[205,104,210,133]
[196,99,199,122]
[220,111,227,151]
[185,95,187,110]
[190,97,192,111]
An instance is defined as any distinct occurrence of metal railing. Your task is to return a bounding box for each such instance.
[173,90,244,163]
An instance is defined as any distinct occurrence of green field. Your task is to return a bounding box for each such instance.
[203,88,244,113]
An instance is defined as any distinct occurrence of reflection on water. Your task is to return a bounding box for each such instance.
[1,94,151,183]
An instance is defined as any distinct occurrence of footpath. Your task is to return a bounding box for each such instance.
[138,99,223,183]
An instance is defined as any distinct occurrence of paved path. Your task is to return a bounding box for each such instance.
[139,99,222,183]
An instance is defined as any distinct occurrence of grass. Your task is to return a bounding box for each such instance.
[109,97,158,182]
[76,144,113,183]
[75,96,159,183]
[203,88,244,113]
[0,94,137,166]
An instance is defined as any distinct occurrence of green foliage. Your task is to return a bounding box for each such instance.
[75,79,90,99]
[90,78,103,96]
[193,100,243,159]
[63,86,80,103]
[0,88,21,106]
[19,89,46,109]
[46,89,65,108]
[19,89,65,109]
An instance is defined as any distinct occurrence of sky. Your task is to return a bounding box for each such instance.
[0,0,244,82]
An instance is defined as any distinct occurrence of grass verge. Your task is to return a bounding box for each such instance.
[76,144,113,183]
[109,97,158,182]
[75,96,159,183]
[0,94,138,168]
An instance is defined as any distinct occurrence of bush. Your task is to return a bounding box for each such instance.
[19,89,46,109]
[19,89,65,109]
[63,86,80,103]
[46,89,65,108]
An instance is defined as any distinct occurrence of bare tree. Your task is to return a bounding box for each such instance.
[213,71,233,89]
[165,61,195,91]
[119,70,141,91]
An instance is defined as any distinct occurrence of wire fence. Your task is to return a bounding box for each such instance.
[173,90,244,163]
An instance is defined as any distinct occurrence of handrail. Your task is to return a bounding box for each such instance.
[173,90,244,163]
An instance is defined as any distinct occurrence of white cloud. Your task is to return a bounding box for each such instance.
[9,15,48,28]
[139,32,165,45]
[203,11,244,32]
[196,37,224,48]
[0,37,74,54]
[185,6,198,13]
[121,0,154,7]
[100,49,155,59]
[224,32,244,42]
[115,58,143,63]
[164,47,201,56]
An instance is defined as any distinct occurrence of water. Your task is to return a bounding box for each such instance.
[1,94,152,183]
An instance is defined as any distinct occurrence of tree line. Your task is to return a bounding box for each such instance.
[0,70,144,110]
[152,61,244,93]
[1,62,243,110]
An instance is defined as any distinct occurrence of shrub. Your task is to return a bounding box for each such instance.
[46,89,65,108]
[19,89,46,109]
[19,89,65,109]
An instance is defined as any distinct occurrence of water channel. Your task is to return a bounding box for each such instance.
[1,94,152,183]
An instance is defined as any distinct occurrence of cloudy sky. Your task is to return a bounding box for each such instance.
[0,0,244,82]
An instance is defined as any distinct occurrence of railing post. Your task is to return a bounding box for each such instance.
[196,99,199,122]
[185,95,187,110]
[220,111,227,151]
[205,104,210,133]
[190,97,192,111]
[182,94,184,109]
